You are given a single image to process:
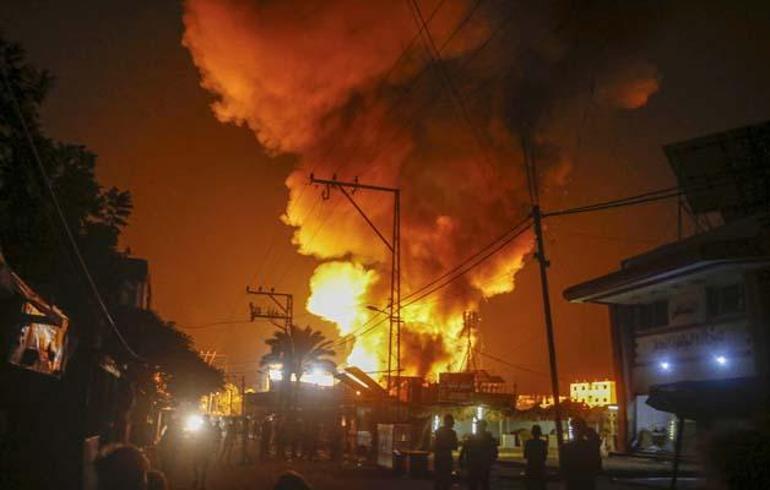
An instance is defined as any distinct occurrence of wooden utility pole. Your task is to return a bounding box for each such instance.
[532,205,565,449]
[246,286,293,331]
[522,132,565,450]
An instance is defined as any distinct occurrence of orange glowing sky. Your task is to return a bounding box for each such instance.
[3,0,770,391]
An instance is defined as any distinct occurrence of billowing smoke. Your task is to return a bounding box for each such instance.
[183,0,659,377]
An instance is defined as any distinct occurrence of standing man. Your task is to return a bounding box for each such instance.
[459,420,498,490]
[259,416,273,461]
[192,416,216,490]
[524,425,548,490]
[433,414,459,490]
[561,418,602,490]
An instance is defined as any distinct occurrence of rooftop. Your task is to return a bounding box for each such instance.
[564,213,770,304]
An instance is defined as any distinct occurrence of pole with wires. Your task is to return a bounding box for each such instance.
[522,133,566,451]
[532,204,565,449]
[309,174,401,403]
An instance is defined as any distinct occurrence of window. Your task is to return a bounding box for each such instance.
[707,283,745,317]
[635,300,669,331]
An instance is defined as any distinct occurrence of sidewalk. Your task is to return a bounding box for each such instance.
[496,448,701,478]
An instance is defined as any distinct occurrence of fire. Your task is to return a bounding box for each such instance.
[183,0,661,379]
[306,261,377,335]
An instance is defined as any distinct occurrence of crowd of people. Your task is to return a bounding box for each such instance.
[431,414,602,490]
[151,412,343,488]
[92,443,312,490]
[91,412,604,490]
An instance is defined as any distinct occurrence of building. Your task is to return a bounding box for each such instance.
[515,394,569,410]
[570,380,617,408]
[564,122,770,455]
[114,256,151,310]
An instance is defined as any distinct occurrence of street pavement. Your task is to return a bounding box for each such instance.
[189,459,705,490]
[164,439,704,489]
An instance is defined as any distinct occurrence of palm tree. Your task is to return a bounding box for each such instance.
[260,325,336,408]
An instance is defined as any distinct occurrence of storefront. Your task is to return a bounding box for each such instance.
[564,214,770,454]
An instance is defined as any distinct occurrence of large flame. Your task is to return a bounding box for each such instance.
[183,0,660,378]
[306,261,377,335]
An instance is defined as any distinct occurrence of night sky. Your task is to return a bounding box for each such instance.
[3,0,770,392]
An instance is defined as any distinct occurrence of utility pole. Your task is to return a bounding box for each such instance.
[463,311,479,372]
[310,174,401,400]
[532,205,565,448]
[522,133,565,451]
[246,286,293,331]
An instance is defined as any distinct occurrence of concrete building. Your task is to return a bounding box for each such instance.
[570,380,617,408]
[564,122,770,454]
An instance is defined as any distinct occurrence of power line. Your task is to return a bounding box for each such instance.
[355,3,519,184]
[0,61,142,361]
[330,215,533,349]
[408,0,495,167]
[401,217,532,307]
[544,186,681,218]
[476,348,568,382]
[178,320,255,331]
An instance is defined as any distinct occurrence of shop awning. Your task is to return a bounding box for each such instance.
[646,377,764,420]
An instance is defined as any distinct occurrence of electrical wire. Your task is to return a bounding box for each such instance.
[0,61,143,361]
[329,215,533,349]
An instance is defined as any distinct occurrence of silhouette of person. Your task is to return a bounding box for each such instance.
[146,470,168,490]
[524,424,548,490]
[260,416,273,460]
[459,420,498,490]
[158,417,182,482]
[560,418,602,490]
[220,418,236,464]
[433,414,459,490]
[93,444,149,490]
[274,470,312,490]
[193,416,217,489]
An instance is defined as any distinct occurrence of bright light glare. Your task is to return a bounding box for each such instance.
[184,414,204,432]
[302,370,335,387]
[715,355,728,366]
[659,361,671,372]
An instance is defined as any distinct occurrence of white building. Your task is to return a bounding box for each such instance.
[570,380,617,407]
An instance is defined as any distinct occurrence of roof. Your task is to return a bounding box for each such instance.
[0,254,68,326]
[564,213,770,304]
[118,257,149,282]
[647,377,763,419]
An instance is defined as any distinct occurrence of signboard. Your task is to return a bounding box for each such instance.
[438,372,475,402]
[634,321,753,365]
[668,290,704,327]
[632,320,756,391]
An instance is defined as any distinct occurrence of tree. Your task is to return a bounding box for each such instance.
[0,36,222,407]
[0,36,131,329]
[113,307,223,403]
[260,325,336,408]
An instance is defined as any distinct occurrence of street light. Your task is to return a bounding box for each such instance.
[184,413,204,433]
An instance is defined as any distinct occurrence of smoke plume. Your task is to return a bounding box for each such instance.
[183,0,659,377]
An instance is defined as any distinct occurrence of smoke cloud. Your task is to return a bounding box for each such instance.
[183,0,660,376]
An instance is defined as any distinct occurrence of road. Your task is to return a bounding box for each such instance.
[180,460,704,490]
